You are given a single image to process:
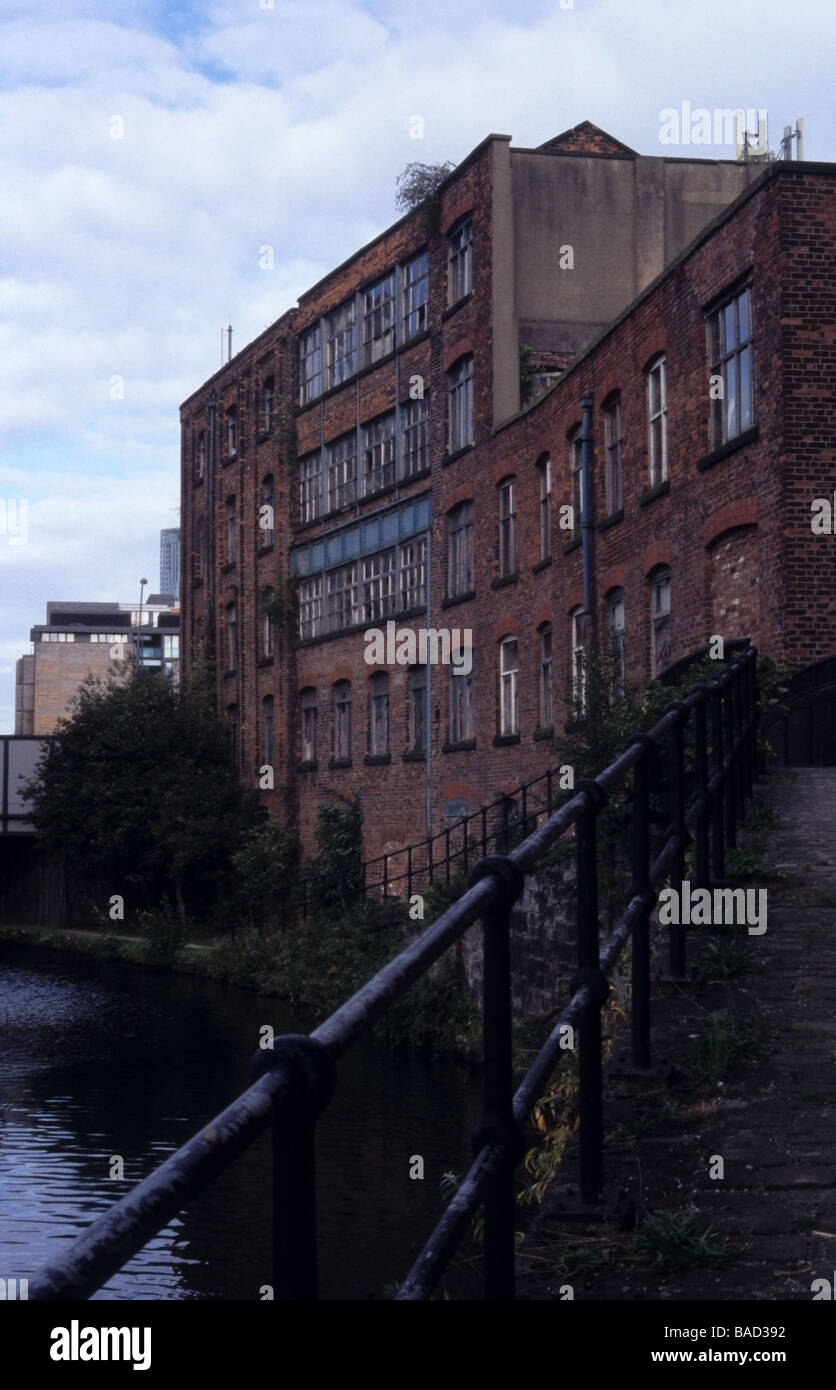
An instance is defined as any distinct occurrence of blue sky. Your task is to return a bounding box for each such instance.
[1,0,834,730]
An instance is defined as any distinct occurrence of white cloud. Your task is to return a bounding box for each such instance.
[0,0,833,729]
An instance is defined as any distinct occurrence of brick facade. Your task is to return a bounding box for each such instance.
[180,123,835,864]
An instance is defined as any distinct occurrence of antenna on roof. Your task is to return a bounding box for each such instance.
[227,324,233,362]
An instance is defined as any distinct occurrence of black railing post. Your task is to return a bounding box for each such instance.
[665,701,688,978]
[626,737,655,1069]
[709,679,725,880]
[468,856,525,1301]
[573,779,608,1203]
[407,845,412,903]
[732,662,746,820]
[445,827,451,886]
[748,648,759,788]
[251,1035,336,1301]
[427,835,434,885]
[691,686,710,891]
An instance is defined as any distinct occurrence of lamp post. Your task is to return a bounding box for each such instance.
[137,577,148,665]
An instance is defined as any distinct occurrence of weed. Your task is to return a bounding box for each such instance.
[632,1211,729,1271]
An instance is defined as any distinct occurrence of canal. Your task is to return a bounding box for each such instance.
[0,940,482,1300]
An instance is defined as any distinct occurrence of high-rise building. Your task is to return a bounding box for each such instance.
[160,528,180,601]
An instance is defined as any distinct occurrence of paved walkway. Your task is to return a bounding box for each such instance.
[518,768,836,1300]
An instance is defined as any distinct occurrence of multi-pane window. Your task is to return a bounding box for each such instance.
[298,575,323,640]
[299,451,322,525]
[448,356,473,453]
[196,430,205,482]
[571,607,587,713]
[369,672,389,756]
[262,695,275,768]
[261,376,275,434]
[450,665,475,743]
[399,537,427,611]
[327,563,359,632]
[299,324,322,405]
[226,407,237,458]
[538,455,551,560]
[360,549,396,623]
[225,496,237,564]
[362,274,395,366]
[608,589,625,697]
[498,478,517,578]
[603,395,623,514]
[325,300,357,389]
[499,636,518,737]
[260,474,274,547]
[327,433,357,512]
[401,396,429,477]
[539,623,553,729]
[300,687,317,762]
[708,285,754,448]
[362,414,396,495]
[41,631,76,642]
[333,680,352,761]
[261,587,275,659]
[403,251,429,339]
[647,356,668,486]
[226,601,237,672]
[650,568,671,676]
[448,501,474,598]
[408,667,426,753]
[570,427,583,524]
[448,217,473,303]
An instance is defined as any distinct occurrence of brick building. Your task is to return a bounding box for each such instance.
[179,122,835,861]
[15,600,180,734]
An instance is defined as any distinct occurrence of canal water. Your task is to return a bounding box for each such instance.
[0,941,482,1300]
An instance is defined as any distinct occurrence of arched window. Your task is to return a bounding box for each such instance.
[607,589,625,696]
[647,356,667,486]
[408,667,426,754]
[333,680,352,761]
[259,474,274,547]
[447,355,473,453]
[498,636,518,737]
[650,568,671,675]
[538,622,553,729]
[537,455,551,561]
[570,607,587,714]
[603,393,623,514]
[261,588,274,660]
[226,406,237,458]
[498,478,517,578]
[261,376,275,435]
[448,500,474,598]
[225,496,237,564]
[225,601,237,673]
[369,672,389,757]
[300,688,317,763]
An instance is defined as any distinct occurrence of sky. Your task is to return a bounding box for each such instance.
[1,0,834,731]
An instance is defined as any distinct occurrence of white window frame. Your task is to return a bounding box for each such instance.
[369,672,389,756]
[447,356,473,453]
[401,396,429,478]
[299,451,322,525]
[325,300,357,389]
[362,414,396,496]
[448,218,473,303]
[299,324,322,405]
[647,356,668,487]
[539,623,553,729]
[327,434,357,513]
[402,251,429,340]
[448,500,474,598]
[603,396,623,514]
[498,478,517,578]
[298,575,323,640]
[362,274,395,366]
[538,455,551,560]
[708,285,754,448]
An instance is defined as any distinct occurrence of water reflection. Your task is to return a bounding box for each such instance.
[0,942,481,1299]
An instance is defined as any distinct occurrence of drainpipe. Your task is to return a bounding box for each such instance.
[580,386,596,642]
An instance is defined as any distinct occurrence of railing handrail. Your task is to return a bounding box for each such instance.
[28,646,759,1302]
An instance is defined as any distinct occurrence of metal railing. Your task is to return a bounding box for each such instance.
[28,647,758,1302]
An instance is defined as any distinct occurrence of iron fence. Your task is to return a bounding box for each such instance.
[28,647,758,1302]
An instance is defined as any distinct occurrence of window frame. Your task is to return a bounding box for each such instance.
[647,356,668,487]
[448,217,473,304]
[498,477,517,579]
[538,455,552,560]
[650,567,671,676]
[402,250,429,340]
[448,500,474,598]
[447,355,473,454]
[499,635,519,737]
[332,680,352,761]
[300,687,317,763]
[603,395,623,514]
[368,672,390,757]
[538,622,553,729]
[707,285,754,449]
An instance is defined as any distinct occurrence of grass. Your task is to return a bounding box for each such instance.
[683,1016,766,1095]
[632,1211,730,1271]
